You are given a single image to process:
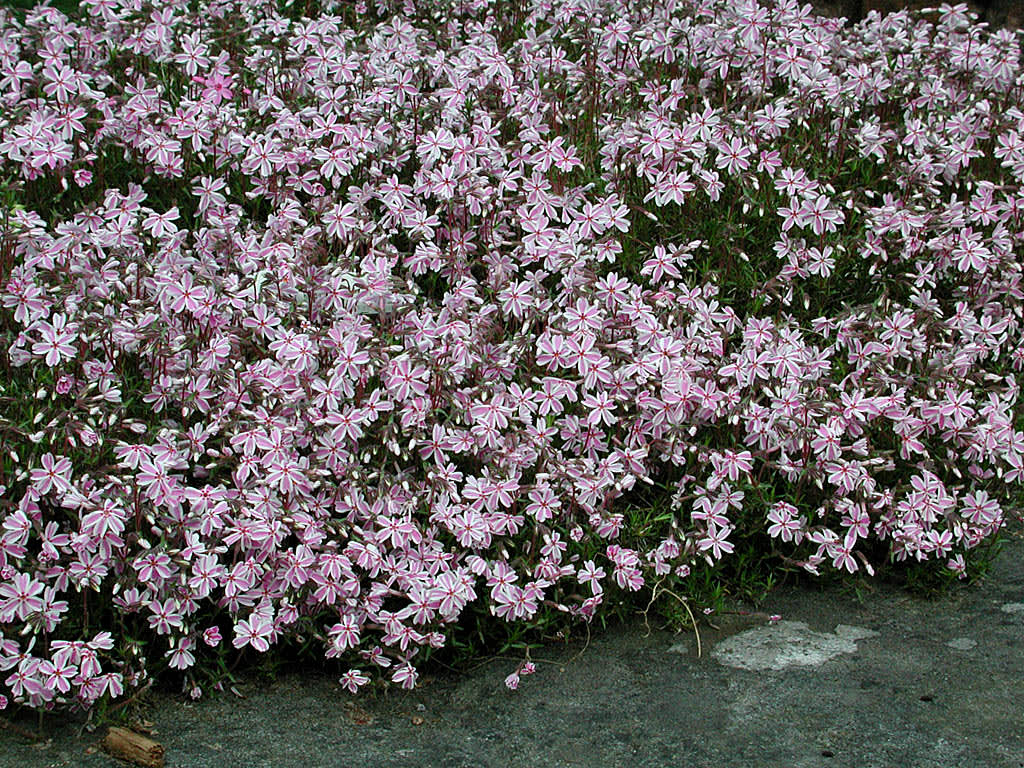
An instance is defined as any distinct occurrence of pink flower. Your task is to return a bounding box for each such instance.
[202,627,222,647]
[29,453,74,497]
[577,560,605,593]
[0,572,45,621]
[946,555,967,579]
[31,313,77,367]
[390,662,418,690]
[147,598,184,635]
[697,524,735,561]
[167,639,196,670]
[164,272,206,315]
[339,669,370,694]
[328,614,361,653]
[233,615,273,652]
[193,72,234,105]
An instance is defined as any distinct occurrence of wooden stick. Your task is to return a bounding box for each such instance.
[102,726,165,768]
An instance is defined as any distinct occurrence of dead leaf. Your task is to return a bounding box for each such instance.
[343,702,375,726]
[132,719,155,735]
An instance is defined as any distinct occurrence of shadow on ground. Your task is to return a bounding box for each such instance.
[2,528,1023,768]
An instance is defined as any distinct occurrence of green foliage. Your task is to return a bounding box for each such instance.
[1,0,80,19]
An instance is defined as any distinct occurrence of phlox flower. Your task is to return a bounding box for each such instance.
[390,662,417,690]
[233,614,273,652]
[0,572,45,622]
[202,627,222,647]
[697,523,735,561]
[0,0,1022,713]
[163,272,207,315]
[324,201,359,240]
[339,669,370,694]
[946,555,967,579]
[952,228,993,272]
[576,560,605,593]
[193,72,235,105]
[166,638,196,670]
[141,207,179,238]
[147,599,184,636]
[5,658,43,699]
[709,450,754,484]
[29,452,74,497]
[715,136,752,175]
[31,313,77,367]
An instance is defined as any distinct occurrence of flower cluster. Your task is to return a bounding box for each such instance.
[0,0,1021,710]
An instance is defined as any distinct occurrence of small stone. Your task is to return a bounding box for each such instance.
[1000,602,1024,614]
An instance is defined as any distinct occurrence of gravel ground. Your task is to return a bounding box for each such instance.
[1,524,1021,768]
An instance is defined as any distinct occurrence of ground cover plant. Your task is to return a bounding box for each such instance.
[1,0,1022,714]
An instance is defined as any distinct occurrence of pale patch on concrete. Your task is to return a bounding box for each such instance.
[946,637,978,651]
[1000,602,1024,614]
[710,621,879,671]
[834,624,878,641]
